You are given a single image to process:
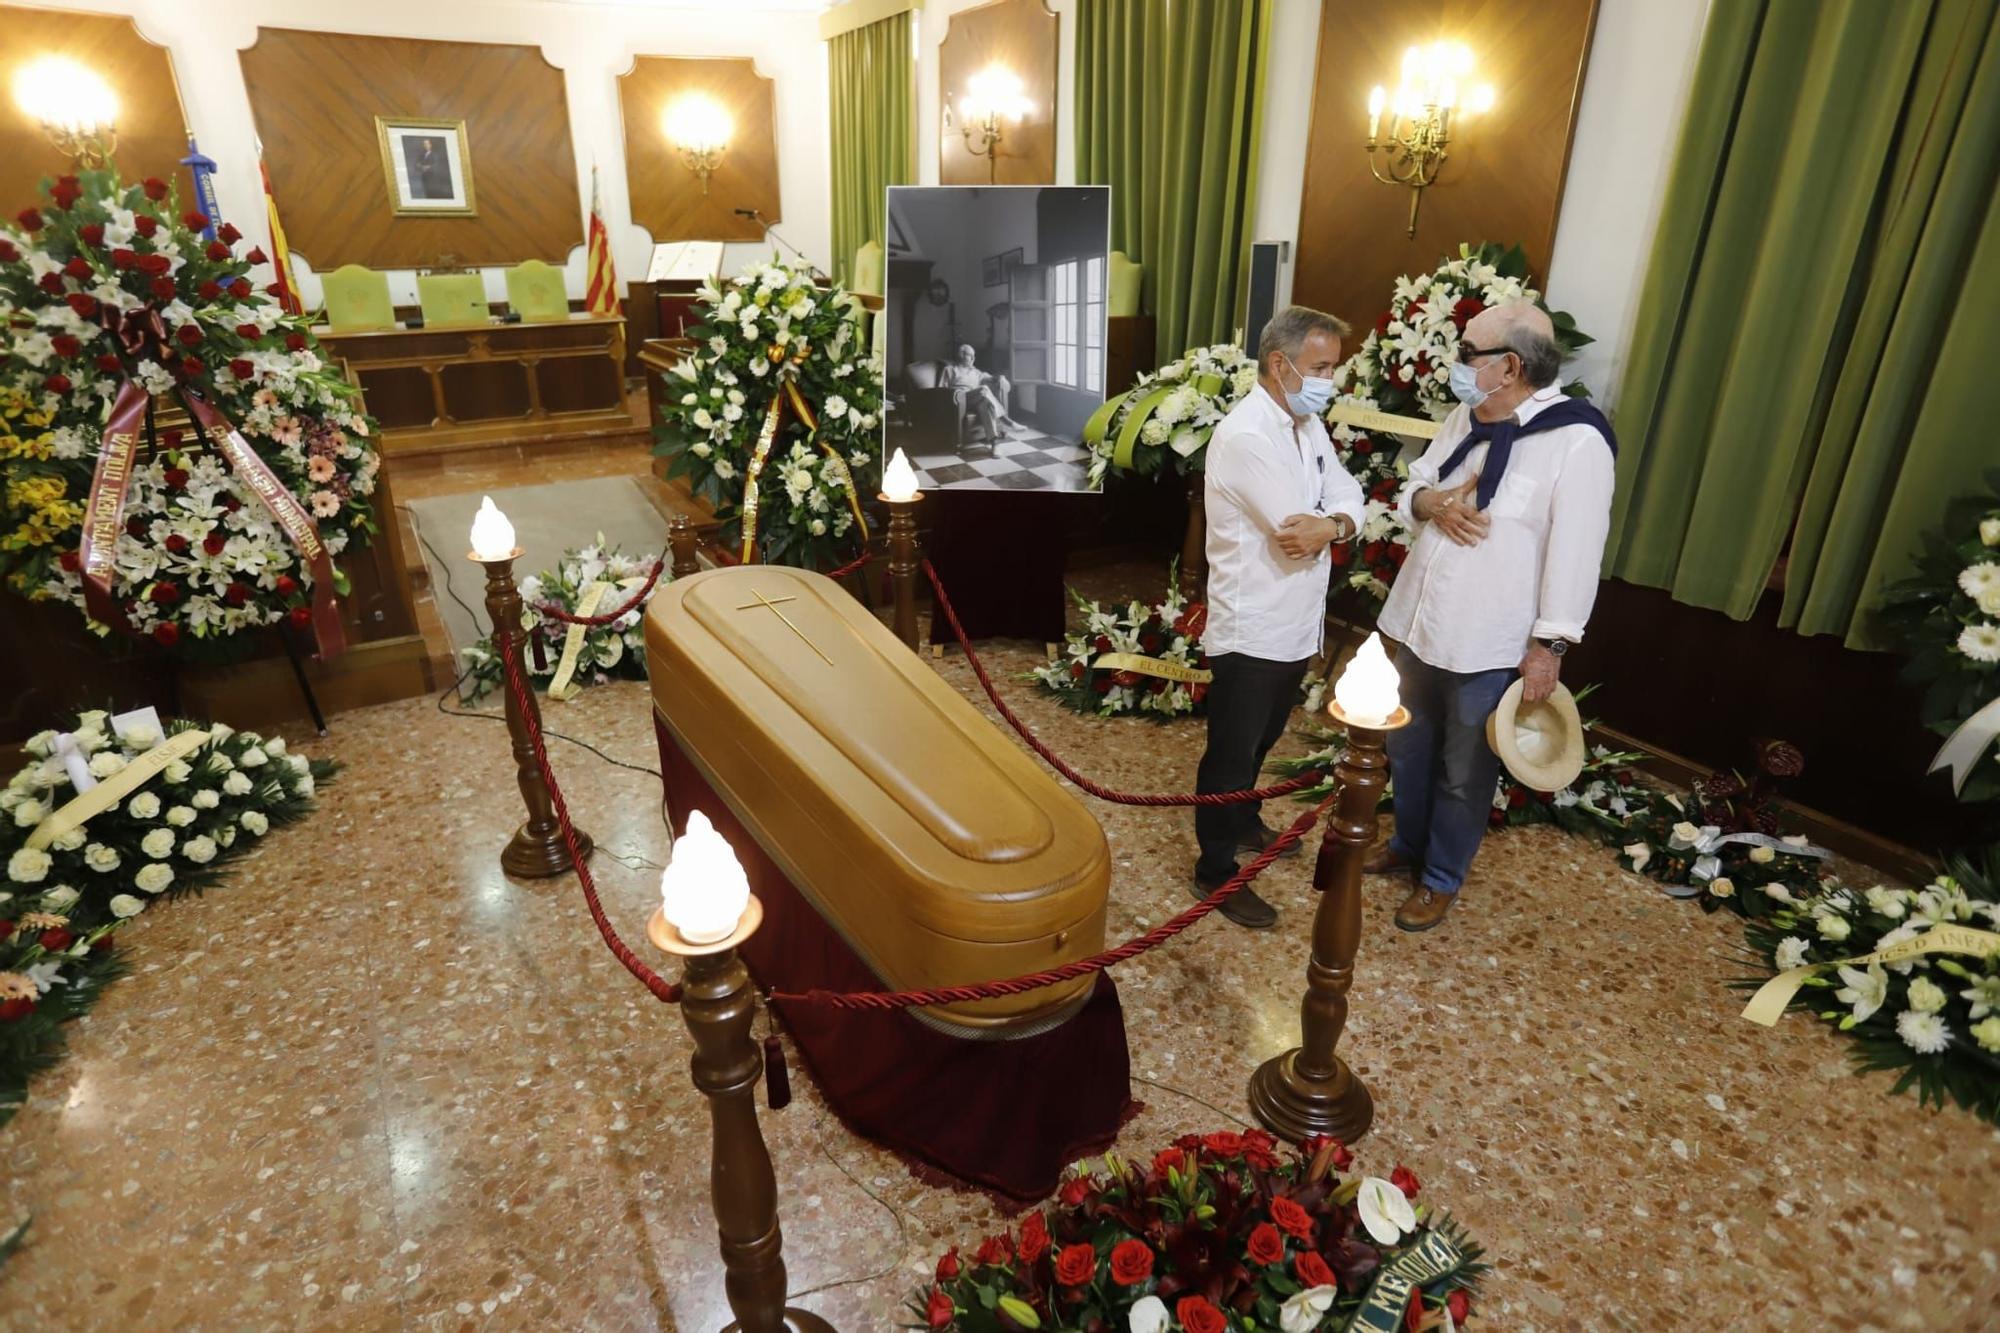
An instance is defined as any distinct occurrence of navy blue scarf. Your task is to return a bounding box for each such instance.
[1437,397,1617,510]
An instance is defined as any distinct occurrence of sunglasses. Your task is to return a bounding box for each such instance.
[1455,342,1510,363]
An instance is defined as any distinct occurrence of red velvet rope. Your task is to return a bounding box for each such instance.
[500,643,683,1005]
[533,556,667,627]
[921,559,1326,807]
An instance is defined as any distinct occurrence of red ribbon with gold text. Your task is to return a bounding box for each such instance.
[180,389,346,659]
[75,379,148,633]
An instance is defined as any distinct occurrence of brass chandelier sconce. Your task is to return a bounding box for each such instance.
[954,66,1032,184]
[14,55,120,168]
[1365,42,1494,237]
[664,94,732,195]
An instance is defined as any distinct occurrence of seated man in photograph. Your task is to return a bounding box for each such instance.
[1370,299,1617,933]
[1193,305,1364,927]
[939,343,1020,444]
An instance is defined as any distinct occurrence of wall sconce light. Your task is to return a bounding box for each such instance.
[1365,42,1494,237]
[663,94,732,195]
[955,65,1032,184]
[13,55,119,168]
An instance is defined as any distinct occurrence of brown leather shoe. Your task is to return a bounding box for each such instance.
[1363,842,1416,876]
[1237,820,1303,860]
[1394,886,1456,932]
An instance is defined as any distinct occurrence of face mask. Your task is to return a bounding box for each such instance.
[1281,354,1335,417]
[1449,358,1493,408]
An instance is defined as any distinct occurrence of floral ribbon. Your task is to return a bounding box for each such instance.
[1740,923,2000,1027]
[181,389,345,659]
[25,727,210,852]
[737,393,787,564]
[1324,401,1444,440]
[75,379,148,631]
[736,374,871,564]
[783,379,871,545]
[1345,1228,1469,1331]
[1667,824,1830,882]
[1090,651,1213,685]
[1928,694,2000,795]
[545,580,612,702]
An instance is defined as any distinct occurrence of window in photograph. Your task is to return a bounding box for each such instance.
[1084,255,1104,393]
[1052,258,1079,389]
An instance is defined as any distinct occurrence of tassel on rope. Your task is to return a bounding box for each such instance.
[762,1034,791,1110]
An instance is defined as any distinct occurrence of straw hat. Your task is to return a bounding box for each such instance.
[1485,680,1586,792]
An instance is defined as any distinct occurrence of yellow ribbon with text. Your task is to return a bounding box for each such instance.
[1092,652,1214,685]
[1740,923,2000,1027]
[546,581,612,702]
[26,728,212,851]
[1324,402,1444,440]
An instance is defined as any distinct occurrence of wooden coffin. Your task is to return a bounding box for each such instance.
[646,566,1111,1037]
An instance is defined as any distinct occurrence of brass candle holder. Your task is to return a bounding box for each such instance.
[1247,699,1408,1144]
[880,490,923,652]
[650,898,835,1333]
[472,547,593,877]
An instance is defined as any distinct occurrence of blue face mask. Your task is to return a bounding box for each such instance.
[1449,358,1492,408]
[1282,353,1335,417]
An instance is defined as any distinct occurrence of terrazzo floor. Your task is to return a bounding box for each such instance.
[4,631,1998,1330]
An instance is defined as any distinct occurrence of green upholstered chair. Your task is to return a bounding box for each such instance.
[417,272,489,328]
[850,240,884,297]
[1109,250,1143,319]
[322,264,395,333]
[505,260,570,322]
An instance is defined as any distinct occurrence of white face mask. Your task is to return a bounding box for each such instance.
[1280,353,1335,417]
[1449,356,1497,408]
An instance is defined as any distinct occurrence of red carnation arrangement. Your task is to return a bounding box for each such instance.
[909,1130,1484,1331]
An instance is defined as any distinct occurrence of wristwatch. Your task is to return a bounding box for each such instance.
[1536,637,1570,658]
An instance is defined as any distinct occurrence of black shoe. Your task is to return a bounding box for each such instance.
[1191,873,1278,929]
[1237,820,1303,860]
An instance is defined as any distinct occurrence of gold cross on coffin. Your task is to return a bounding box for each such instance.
[735,589,833,666]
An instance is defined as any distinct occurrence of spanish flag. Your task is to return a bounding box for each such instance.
[584,164,620,318]
[259,152,301,316]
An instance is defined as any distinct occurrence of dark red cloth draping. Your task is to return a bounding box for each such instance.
[924,490,1070,644]
[655,716,1133,1200]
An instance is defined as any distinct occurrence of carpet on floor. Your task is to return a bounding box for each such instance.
[405,475,674,666]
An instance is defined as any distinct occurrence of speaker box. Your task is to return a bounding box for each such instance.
[1242,240,1290,356]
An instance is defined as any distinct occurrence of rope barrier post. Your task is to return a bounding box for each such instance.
[473,547,593,877]
[882,490,923,652]
[669,513,702,580]
[648,901,834,1333]
[1246,703,1407,1144]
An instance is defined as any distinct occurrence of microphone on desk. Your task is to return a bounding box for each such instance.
[733,208,759,219]
[734,205,830,286]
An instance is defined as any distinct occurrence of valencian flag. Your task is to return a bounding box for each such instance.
[259,151,302,316]
[584,164,620,317]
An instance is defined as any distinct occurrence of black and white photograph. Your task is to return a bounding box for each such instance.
[883,185,1109,492]
[375,117,477,216]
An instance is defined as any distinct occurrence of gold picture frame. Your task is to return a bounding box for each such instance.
[375,116,477,217]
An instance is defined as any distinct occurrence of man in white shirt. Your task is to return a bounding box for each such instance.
[1194,306,1366,928]
[1370,300,1617,932]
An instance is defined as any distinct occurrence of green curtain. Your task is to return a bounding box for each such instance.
[828,11,915,289]
[1607,0,2000,648]
[1075,0,1271,364]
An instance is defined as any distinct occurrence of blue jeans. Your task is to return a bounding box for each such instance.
[1383,652,1516,895]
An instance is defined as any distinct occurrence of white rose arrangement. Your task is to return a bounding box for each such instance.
[459,536,669,703]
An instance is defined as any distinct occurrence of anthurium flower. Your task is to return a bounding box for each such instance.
[1356,1175,1416,1244]
[1126,1295,1169,1333]
[1279,1285,1338,1333]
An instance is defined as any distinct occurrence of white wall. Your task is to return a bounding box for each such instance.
[1542,0,1712,407]
[1249,0,1324,311]
[25,0,832,308]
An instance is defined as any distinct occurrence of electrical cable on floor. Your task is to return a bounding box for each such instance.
[1130,1073,1256,1131]
[785,1105,911,1303]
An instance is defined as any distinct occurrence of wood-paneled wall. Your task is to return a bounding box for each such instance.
[0,5,188,207]
[939,0,1058,186]
[239,28,582,270]
[1291,0,1599,331]
[619,56,778,244]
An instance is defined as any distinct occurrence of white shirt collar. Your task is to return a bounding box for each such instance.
[1507,383,1567,427]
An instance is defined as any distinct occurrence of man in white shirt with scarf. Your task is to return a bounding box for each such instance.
[1194,306,1366,928]
[1370,300,1617,932]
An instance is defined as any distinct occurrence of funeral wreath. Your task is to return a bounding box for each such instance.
[909,1131,1484,1332]
[0,167,380,656]
[459,536,665,702]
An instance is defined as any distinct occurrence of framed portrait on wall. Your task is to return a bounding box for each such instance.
[375,117,476,216]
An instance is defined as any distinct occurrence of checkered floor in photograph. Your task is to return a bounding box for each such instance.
[905,429,1097,492]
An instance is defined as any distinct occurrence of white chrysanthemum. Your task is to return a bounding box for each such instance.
[127,791,162,820]
[1895,1009,1949,1055]
[140,829,176,859]
[1959,561,2000,603]
[1956,623,2000,663]
[1774,936,1810,971]
[7,848,51,884]
[134,862,174,894]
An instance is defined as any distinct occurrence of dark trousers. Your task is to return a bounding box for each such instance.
[1194,651,1310,882]
[1383,652,1517,895]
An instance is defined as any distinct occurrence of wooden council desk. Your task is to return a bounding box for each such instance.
[315,313,629,458]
